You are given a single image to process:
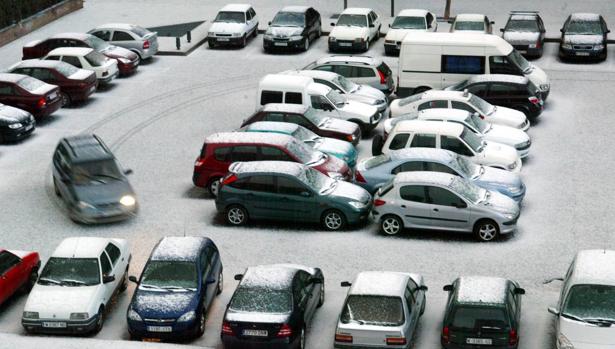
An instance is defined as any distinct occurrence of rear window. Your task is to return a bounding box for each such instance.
[17,76,45,91]
[85,51,107,67]
[450,306,509,330]
[55,61,79,77]
[230,287,292,313]
[377,62,392,77]
[341,295,404,326]
[131,25,151,37]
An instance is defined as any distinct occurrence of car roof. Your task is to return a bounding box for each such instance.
[570,250,615,286]
[455,13,487,21]
[280,6,309,13]
[244,121,300,134]
[286,69,339,81]
[62,134,113,162]
[11,59,65,70]
[348,271,413,297]
[261,103,309,114]
[240,264,314,290]
[52,237,121,258]
[229,160,306,177]
[393,171,457,187]
[316,55,379,66]
[47,47,93,56]
[509,13,539,21]
[570,13,600,21]
[150,236,210,262]
[205,132,292,146]
[393,119,464,136]
[220,3,252,12]
[341,8,372,15]
[259,74,313,90]
[422,90,468,101]
[454,276,510,305]
[389,147,457,163]
[0,73,27,83]
[94,23,140,30]
[467,74,529,85]
[398,9,429,17]
[418,108,472,121]
[50,32,90,40]
[402,33,510,51]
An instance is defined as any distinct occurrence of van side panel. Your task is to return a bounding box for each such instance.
[398,44,442,97]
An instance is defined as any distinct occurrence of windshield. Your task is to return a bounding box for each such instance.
[230,287,292,313]
[215,11,245,23]
[460,127,484,153]
[398,93,423,107]
[304,107,325,125]
[271,11,305,27]
[39,257,100,286]
[326,89,346,108]
[451,306,509,330]
[292,126,318,142]
[468,95,494,115]
[364,154,390,169]
[140,261,197,291]
[567,19,603,35]
[334,75,357,93]
[507,50,531,73]
[563,284,615,321]
[450,177,484,204]
[17,76,45,92]
[454,155,481,178]
[454,21,485,31]
[131,25,151,37]
[467,113,490,133]
[85,36,112,51]
[391,16,426,29]
[336,14,367,27]
[287,139,320,164]
[85,51,108,67]
[300,167,335,193]
[72,159,123,185]
[341,295,404,326]
[506,19,539,32]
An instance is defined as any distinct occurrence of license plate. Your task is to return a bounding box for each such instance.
[339,42,352,47]
[274,42,288,46]
[243,329,268,337]
[518,50,527,54]
[217,38,230,42]
[466,338,492,345]
[43,322,66,328]
[576,52,590,56]
[147,326,172,332]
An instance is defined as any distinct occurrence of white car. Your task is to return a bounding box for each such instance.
[450,13,494,34]
[43,47,118,85]
[207,4,259,48]
[390,90,529,131]
[329,8,381,52]
[385,9,437,55]
[22,237,130,335]
[384,109,531,158]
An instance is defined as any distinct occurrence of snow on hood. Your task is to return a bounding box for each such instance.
[484,124,530,146]
[321,118,359,134]
[209,22,245,34]
[266,26,303,37]
[330,26,369,40]
[385,28,422,41]
[503,31,540,44]
[490,106,527,129]
[0,104,32,124]
[564,34,605,45]
[560,316,615,347]
[481,141,519,164]
[351,84,386,101]
[483,190,519,215]
[340,100,378,117]
[133,291,196,316]
[330,181,370,203]
[25,284,100,317]
[73,179,134,206]
[476,166,523,190]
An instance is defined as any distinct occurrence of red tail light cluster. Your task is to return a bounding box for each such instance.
[374,199,386,207]
[222,174,237,185]
[536,40,542,49]
[335,333,353,343]
[276,323,292,338]
[528,96,540,105]
[143,40,150,49]
[441,326,450,344]
[37,97,46,108]
[355,171,366,183]
[509,328,518,346]
[194,158,205,167]
[221,321,234,336]
[378,69,386,84]
[386,337,407,345]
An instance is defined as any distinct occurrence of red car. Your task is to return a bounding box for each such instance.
[8,60,97,106]
[0,249,40,305]
[22,33,139,76]
[0,73,62,119]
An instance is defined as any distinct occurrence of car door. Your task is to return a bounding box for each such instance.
[242,174,278,218]
[0,251,23,304]
[369,11,380,39]
[0,83,24,111]
[61,55,84,69]
[199,247,217,308]
[31,68,58,85]
[52,144,73,199]
[398,185,433,228]
[403,285,419,337]
[111,30,136,47]
[105,242,126,288]
[284,113,320,134]
[99,251,118,304]
[296,271,318,323]
[275,175,318,222]
[465,82,489,99]
[246,8,258,35]
[425,185,471,230]
[310,95,340,118]
[485,83,514,108]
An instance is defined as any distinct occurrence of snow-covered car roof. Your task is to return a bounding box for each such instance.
[244,121,300,134]
[348,271,418,297]
[261,103,309,114]
[392,119,464,137]
[0,73,29,83]
[10,59,70,70]
[402,33,510,51]
[455,276,510,305]
[421,90,468,101]
[280,5,309,13]
[150,236,210,262]
[204,131,293,147]
[388,147,458,164]
[259,74,313,91]
[50,32,90,40]
[509,14,539,21]
[570,13,601,22]
[398,9,429,17]
[220,3,252,12]
[341,8,372,16]
[240,264,316,290]
[570,250,615,286]
[285,69,340,82]
[466,74,529,85]
[92,23,144,31]
[455,13,487,22]
[316,55,381,66]
[229,160,306,177]
[393,171,456,187]
[47,47,94,56]
[52,237,124,258]
[417,108,473,122]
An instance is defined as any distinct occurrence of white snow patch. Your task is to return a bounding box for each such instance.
[135,292,193,313]
[349,271,410,297]
[151,236,204,261]
[456,276,509,304]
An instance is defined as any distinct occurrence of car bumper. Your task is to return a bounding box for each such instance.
[33,98,62,119]
[98,70,119,84]
[23,315,99,334]
[1,123,35,142]
[384,42,401,55]
[209,36,244,46]
[141,47,158,59]
[517,147,530,159]
[559,46,606,60]
[512,44,542,57]
[118,59,139,76]
[501,219,518,234]
[222,335,299,349]
[336,343,407,349]
[329,40,366,51]
[128,319,199,341]
[443,343,516,349]
[69,205,138,224]
[345,205,372,226]
[264,38,305,50]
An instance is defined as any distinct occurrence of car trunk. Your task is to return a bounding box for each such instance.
[226,320,286,341]
[447,305,512,347]
[143,32,159,51]
[338,326,405,346]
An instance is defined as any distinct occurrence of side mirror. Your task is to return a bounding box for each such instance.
[560,28,564,33]
[234,274,243,281]
[268,21,271,25]
[124,169,133,175]
[310,277,323,284]
[205,276,217,284]
[490,21,495,25]
[388,23,391,28]
[499,28,505,33]
[454,201,467,209]
[548,307,560,316]
[369,24,375,28]
[514,287,526,295]
[300,191,311,197]
[443,284,453,292]
[103,274,115,284]
[330,22,336,27]
[419,285,428,291]
[607,29,611,34]
[340,281,352,287]
[128,275,138,284]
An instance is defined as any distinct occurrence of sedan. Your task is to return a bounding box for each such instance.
[88,23,159,60]
[0,73,62,119]
[0,104,35,143]
[0,249,40,306]
[559,13,609,61]
[501,11,546,58]
[450,13,494,34]
[385,9,437,55]
[263,6,321,52]
[222,264,324,349]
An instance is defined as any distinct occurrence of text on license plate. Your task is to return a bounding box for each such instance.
[339,43,352,47]
[43,322,66,328]
[147,326,172,332]
[243,329,268,336]
[576,52,590,56]
[466,338,492,345]
[274,42,288,46]
[217,38,230,42]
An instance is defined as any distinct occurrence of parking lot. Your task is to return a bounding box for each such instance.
[2,1,615,348]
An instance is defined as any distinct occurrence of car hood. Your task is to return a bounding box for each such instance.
[330,26,369,40]
[329,180,371,202]
[476,166,523,191]
[73,179,134,205]
[484,124,530,145]
[25,284,100,318]
[0,104,32,125]
[490,106,528,129]
[132,290,198,319]
[385,28,424,41]
[209,22,245,34]
[313,153,349,175]
[351,84,386,100]
[481,190,519,215]
[560,316,615,347]
[563,34,605,45]
[478,141,519,165]
[225,309,290,324]
[320,117,360,135]
[503,31,540,44]
[314,138,356,160]
[102,46,138,60]
[267,26,304,37]
[339,100,378,117]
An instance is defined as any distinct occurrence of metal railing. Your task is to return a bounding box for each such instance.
[0,0,65,29]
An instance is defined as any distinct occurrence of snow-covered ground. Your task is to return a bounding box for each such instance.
[1,1,615,348]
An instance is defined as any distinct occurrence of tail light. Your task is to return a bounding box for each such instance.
[276,323,292,338]
[374,199,386,207]
[377,69,386,84]
[194,158,205,167]
[509,328,518,346]
[386,337,407,345]
[335,333,353,343]
[441,326,450,344]
[37,97,46,108]
[536,40,541,49]
[221,321,234,336]
[143,40,150,49]
[528,96,540,105]
[222,174,237,185]
[346,134,355,142]
[355,171,366,183]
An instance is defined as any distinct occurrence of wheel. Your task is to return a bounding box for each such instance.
[380,215,403,235]
[473,219,499,242]
[53,177,61,197]
[302,38,310,52]
[216,271,223,295]
[299,327,306,349]
[60,92,70,107]
[252,27,258,38]
[321,210,346,231]
[92,306,105,334]
[208,40,216,48]
[226,205,248,226]
[317,282,325,307]
[20,268,38,293]
[196,309,206,337]
[372,134,384,156]
[241,35,247,47]
[208,177,221,197]
[364,39,370,52]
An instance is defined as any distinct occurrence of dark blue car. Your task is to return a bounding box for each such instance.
[126,236,223,341]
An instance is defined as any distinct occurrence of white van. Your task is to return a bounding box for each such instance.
[397,32,549,98]
[256,74,381,133]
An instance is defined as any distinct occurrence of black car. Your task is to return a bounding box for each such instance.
[501,11,546,58]
[441,276,525,349]
[263,6,321,52]
[52,134,138,224]
[445,74,544,118]
[0,103,35,143]
[221,264,325,349]
[559,13,609,61]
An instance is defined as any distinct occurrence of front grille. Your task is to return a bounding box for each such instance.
[144,318,175,324]
[573,45,593,50]
[96,202,120,209]
[273,37,289,41]
[216,33,232,37]
[336,40,354,44]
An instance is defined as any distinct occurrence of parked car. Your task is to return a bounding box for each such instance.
[88,23,159,60]
[127,237,223,341]
[329,8,381,52]
[445,74,544,118]
[0,73,62,119]
[193,132,352,197]
[22,237,130,334]
[0,104,35,143]
[263,6,321,52]
[390,90,529,131]
[304,55,394,94]
[207,4,259,48]
[335,271,427,348]
[52,134,138,224]
[22,33,139,76]
[43,47,119,85]
[548,249,615,349]
[559,13,609,61]
[501,11,546,58]
[356,148,526,201]
[241,103,361,146]
[441,276,525,348]
[372,172,520,241]
[385,9,437,55]
[216,161,372,230]
[222,264,324,348]
[8,59,97,106]
[0,249,40,306]
[450,14,494,34]
[240,121,358,167]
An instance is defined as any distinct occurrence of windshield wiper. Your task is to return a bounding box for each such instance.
[39,277,62,285]
[141,283,170,291]
[161,286,196,292]
[60,279,88,286]
[585,318,615,326]
[91,173,122,181]
[561,312,590,324]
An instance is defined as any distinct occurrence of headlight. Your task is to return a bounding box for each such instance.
[263,34,273,40]
[120,195,136,207]
[540,84,550,91]
[8,123,23,129]
[508,162,517,170]
[77,201,95,210]
[561,43,572,49]
[558,333,575,349]
[328,172,344,180]
[177,311,196,322]
[329,36,336,42]
[127,308,142,321]
[349,201,368,209]
[504,213,516,220]
[346,134,356,143]
[594,44,605,50]
[354,37,365,43]
[233,32,241,37]
[290,35,303,41]
[118,58,130,64]
[22,311,39,319]
[70,312,89,320]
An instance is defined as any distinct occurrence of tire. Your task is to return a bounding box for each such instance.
[208,40,216,48]
[196,309,206,338]
[92,306,105,335]
[241,35,247,48]
[60,92,71,107]
[131,50,143,61]
[321,209,347,231]
[208,177,221,197]
[473,219,500,242]
[380,215,403,235]
[299,327,306,349]
[317,282,325,307]
[302,38,310,52]
[372,134,384,156]
[216,271,223,295]
[364,39,370,52]
[53,178,61,197]
[226,205,248,226]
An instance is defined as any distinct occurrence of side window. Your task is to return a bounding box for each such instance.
[91,30,110,41]
[404,288,415,307]
[410,133,436,148]
[441,55,485,74]
[201,246,214,277]
[250,8,256,19]
[277,176,307,196]
[315,79,340,92]
[466,83,488,97]
[32,68,56,81]
[389,133,410,150]
[260,90,283,105]
[62,56,83,68]
[426,162,459,175]
[260,146,292,161]
[333,65,353,77]
[367,14,374,27]
[452,101,476,113]
[313,64,334,72]
[112,31,134,41]
[489,56,521,75]
[245,10,252,21]
[357,67,376,78]
[427,186,463,207]
[418,100,448,110]
[100,252,112,276]
[246,175,276,192]
[407,278,418,292]
[199,249,208,274]
[285,92,302,104]
[214,147,231,161]
[0,84,14,95]
[391,161,424,174]
[310,95,333,111]
[105,243,121,266]
[45,55,60,61]
[286,113,311,128]
[0,251,20,275]
[262,112,285,122]
[230,146,259,162]
[441,136,473,156]
[399,185,428,203]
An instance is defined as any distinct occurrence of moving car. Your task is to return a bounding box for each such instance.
[222,264,324,349]
[52,134,138,224]
[43,47,119,85]
[0,73,62,119]
[372,172,520,241]
[335,271,427,348]
[8,59,97,106]
[215,161,372,230]
[207,4,259,48]
[559,13,609,61]
[127,237,223,341]
[450,14,494,34]
[329,8,381,52]
[22,237,130,334]
[385,9,437,55]
[263,6,321,52]
[0,104,35,143]
[88,23,159,60]
[442,276,525,348]
[0,249,40,306]
[501,11,546,58]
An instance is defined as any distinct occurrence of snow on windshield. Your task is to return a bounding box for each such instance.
[391,16,426,29]
[336,14,367,27]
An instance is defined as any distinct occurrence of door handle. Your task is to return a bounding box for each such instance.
[433,208,439,212]
[401,205,406,208]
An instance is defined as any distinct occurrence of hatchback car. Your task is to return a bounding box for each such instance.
[0,104,35,143]
[44,47,119,85]
[88,23,159,60]
[372,172,520,241]
[207,4,259,48]
[127,236,223,341]
[329,8,381,52]
[8,59,97,106]
[385,9,437,55]
[216,161,372,230]
[501,11,546,58]
[52,134,138,224]
[442,276,525,348]
[450,14,494,34]
[263,6,321,52]
[0,249,40,306]
[222,264,324,349]
[0,73,62,119]
[559,13,609,61]
[22,237,130,335]
[335,271,427,349]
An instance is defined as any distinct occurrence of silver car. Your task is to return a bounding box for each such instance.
[372,172,520,241]
[335,271,427,349]
[88,23,159,60]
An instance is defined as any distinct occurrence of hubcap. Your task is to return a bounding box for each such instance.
[325,212,342,230]
[228,208,245,224]
[382,218,400,235]
[199,312,205,331]
[218,272,223,292]
[479,224,497,241]
[210,180,220,196]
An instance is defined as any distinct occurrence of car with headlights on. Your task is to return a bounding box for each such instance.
[501,11,546,58]
[216,161,371,230]
[222,263,324,349]
[335,271,427,349]
[52,134,138,224]
[329,8,381,52]
[0,104,35,143]
[356,148,525,201]
[88,23,159,60]
[559,13,609,61]
[43,47,119,85]
[372,172,520,241]
[22,237,130,335]
[127,237,223,341]
[0,249,40,306]
[385,9,437,55]
[0,73,62,120]
[450,14,494,34]
[263,6,321,52]
[208,4,259,48]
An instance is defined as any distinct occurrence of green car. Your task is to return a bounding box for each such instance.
[441,276,525,349]
[215,161,372,231]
